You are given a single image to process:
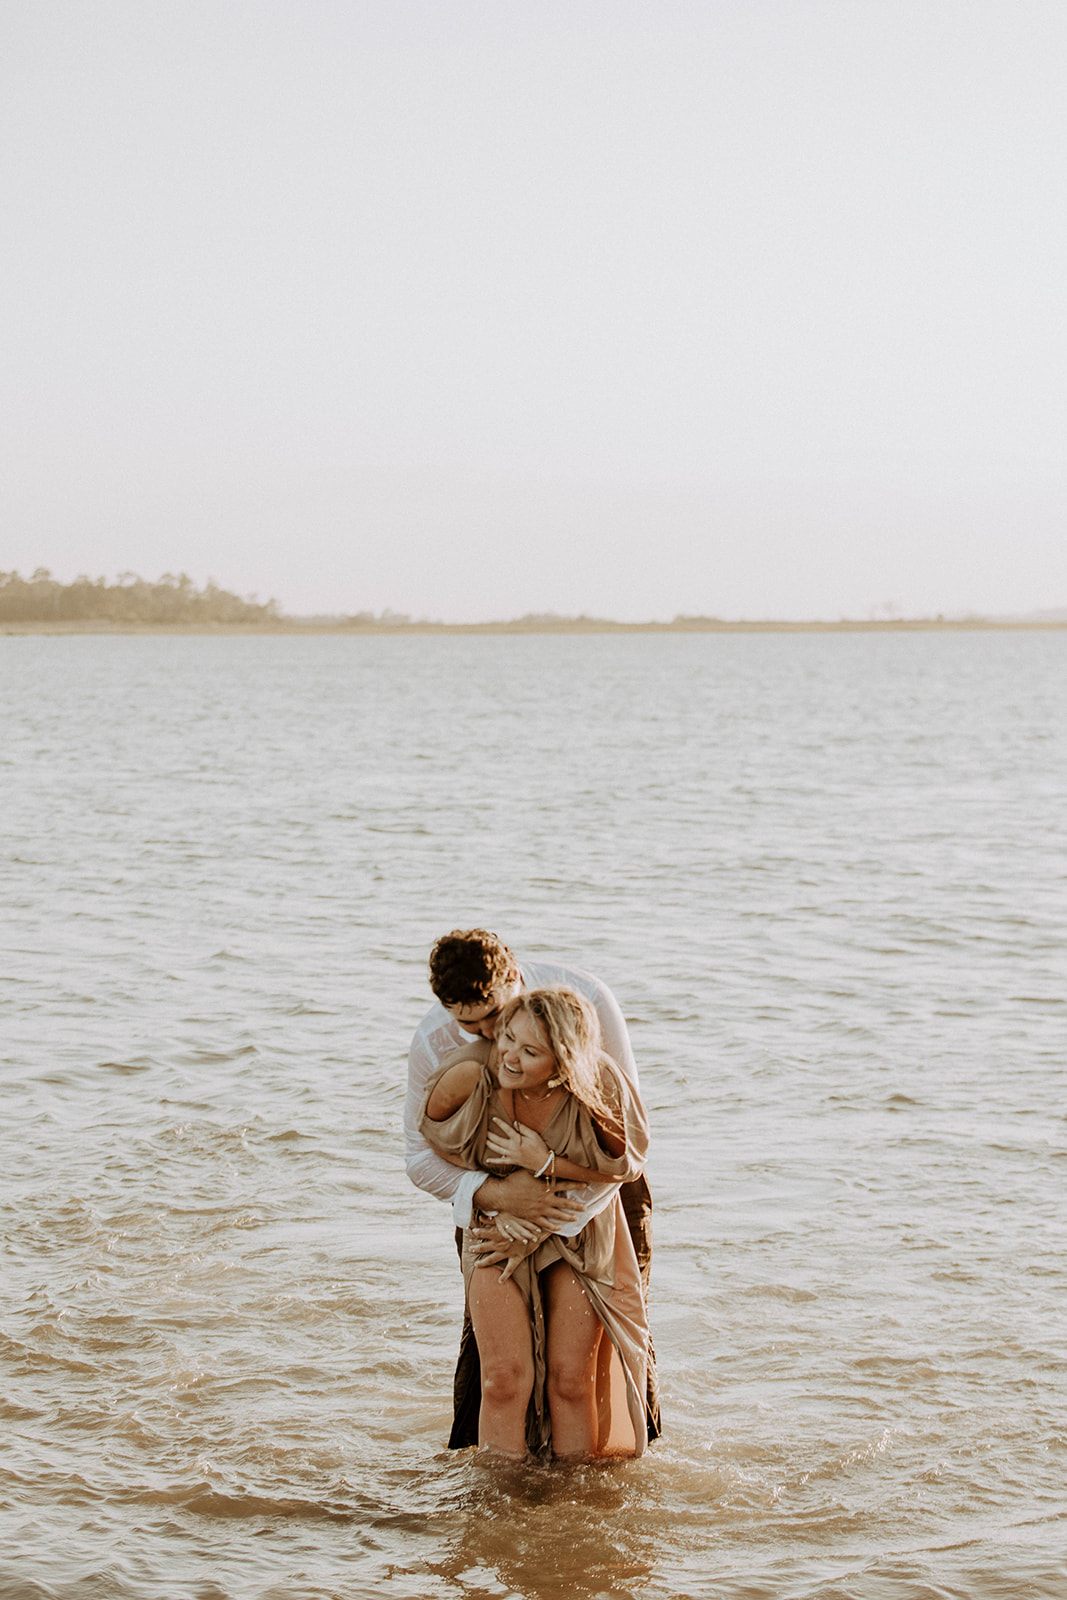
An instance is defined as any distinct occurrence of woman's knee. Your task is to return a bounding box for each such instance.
[546,1356,595,1408]
[481,1352,534,1408]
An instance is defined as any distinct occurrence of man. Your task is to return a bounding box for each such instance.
[405,927,660,1446]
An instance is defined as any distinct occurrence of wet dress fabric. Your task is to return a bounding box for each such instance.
[420,1043,651,1458]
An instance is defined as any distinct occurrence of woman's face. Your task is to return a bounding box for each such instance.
[496,1009,557,1092]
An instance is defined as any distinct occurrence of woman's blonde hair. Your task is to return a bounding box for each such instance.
[497,986,622,1133]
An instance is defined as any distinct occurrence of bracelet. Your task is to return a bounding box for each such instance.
[534,1149,555,1180]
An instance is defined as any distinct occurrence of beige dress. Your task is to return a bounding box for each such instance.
[420,1040,651,1458]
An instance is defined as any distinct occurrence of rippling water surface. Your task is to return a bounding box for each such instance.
[2,630,1066,1599]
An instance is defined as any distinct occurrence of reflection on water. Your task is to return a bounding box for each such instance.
[424,1457,657,1600]
[1,630,1066,1599]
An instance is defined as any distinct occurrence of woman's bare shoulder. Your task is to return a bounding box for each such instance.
[425,1047,490,1121]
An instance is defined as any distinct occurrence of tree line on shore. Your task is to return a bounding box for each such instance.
[3,571,1037,630]
[0,569,280,624]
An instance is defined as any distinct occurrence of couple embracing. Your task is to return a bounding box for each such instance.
[405,929,660,1461]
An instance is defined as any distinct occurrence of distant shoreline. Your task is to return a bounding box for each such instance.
[3,616,1066,636]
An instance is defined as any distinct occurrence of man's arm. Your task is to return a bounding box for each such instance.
[474,1170,584,1228]
[404,1027,488,1221]
[585,976,638,1087]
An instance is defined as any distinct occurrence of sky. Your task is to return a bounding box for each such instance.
[3,0,1066,622]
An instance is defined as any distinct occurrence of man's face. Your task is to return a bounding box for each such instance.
[447,980,521,1038]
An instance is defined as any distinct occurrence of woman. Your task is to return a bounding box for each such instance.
[420,986,651,1461]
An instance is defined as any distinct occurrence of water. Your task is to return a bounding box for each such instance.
[2,629,1065,1599]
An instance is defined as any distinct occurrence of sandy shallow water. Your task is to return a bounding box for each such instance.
[2,629,1065,1598]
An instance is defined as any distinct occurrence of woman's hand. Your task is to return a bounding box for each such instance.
[486,1211,539,1246]
[484,1116,550,1173]
[470,1216,545,1282]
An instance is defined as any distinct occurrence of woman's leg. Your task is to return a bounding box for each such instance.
[467,1267,535,1457]
[542,1261,603,1460]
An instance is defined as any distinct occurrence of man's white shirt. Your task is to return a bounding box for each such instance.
[405,958,640,1229]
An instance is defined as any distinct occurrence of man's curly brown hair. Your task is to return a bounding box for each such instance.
[428,929,519,1008]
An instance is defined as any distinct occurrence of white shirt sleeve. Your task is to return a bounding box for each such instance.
[581,977,638,1089]
[553,1177,622,1234]
[404,1017,488,1228]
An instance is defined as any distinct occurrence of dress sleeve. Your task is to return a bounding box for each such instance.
[572,1058,649,1184]
[419,1055,494,1170]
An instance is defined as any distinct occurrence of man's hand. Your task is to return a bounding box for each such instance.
[474,1169,583,1229]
